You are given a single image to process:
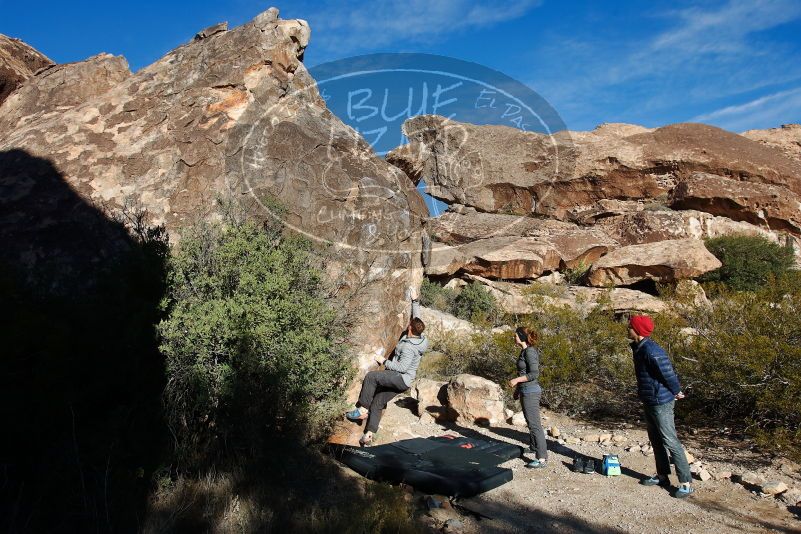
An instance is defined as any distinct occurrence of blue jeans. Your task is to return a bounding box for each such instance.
[643,400,691,484]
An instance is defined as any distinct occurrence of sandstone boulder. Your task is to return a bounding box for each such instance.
[587,239,721,287]
[670,173,801,234]
[446,374,505,426]
[0,34,53,106]
[0,10,427,378]
[388,116,801,219]
[761,481,788,496]
[743,124,801,163]
[413,378,448,419]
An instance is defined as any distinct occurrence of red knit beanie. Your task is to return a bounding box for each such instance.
[629,315,654,337]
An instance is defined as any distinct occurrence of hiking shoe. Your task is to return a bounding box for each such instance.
[526,459,547,469]
[572,456,586,473]
[673,485,695,499]
[583,458,596,474]
[345,408,367,422]
[640,475,670,487]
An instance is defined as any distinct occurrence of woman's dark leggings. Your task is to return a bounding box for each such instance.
[520,390,548,460]
[357,370,408,433]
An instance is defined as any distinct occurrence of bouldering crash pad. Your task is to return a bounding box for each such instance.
[328,435,523,497]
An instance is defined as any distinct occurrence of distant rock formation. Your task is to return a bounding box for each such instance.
[388,115,801,289]
[743,124,801,164]
[0,8,427,376]
[0,34,53,106]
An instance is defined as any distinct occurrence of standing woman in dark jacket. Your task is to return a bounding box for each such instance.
[508,326,548,468]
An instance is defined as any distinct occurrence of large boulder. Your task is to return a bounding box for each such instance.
[0,9,427,376]
[413,378,449,419]
[446,374,506,426]
[388,116,801,221]
[670,173,801,234]
[743,124,801,164]
[587,239,722,287]
[0,34,53,106]
[417,305,482,339]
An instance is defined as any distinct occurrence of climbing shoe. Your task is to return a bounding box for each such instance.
[640,475,670,487]
[673,485,695,499]
[582,458,596,474]
[572,456,586,473]
[526,459,547,469]
[345,408,367,422]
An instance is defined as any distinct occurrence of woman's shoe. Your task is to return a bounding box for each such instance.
[345,408,367,422]
[526,459,547,469]
[582,458,596,474]
[572,456,586,473]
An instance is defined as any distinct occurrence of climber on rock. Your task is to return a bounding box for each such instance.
[346,288,428,446]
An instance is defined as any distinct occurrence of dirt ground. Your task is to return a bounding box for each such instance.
[334,395,801,533]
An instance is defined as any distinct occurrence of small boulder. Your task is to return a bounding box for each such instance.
[549,427,561,438]
[565,437,581,445]
[685,451,696,464]
[612,435,627,443]
[715,471,732,480]
[739,471,766,487]
[698,469,712,482]
[779,488,801,506]
[761,481,789,496]
[413,378,449,419]
[511,411,527,427]
[584,434,601,442]
[599,433,613,443]
[446,374,506,426]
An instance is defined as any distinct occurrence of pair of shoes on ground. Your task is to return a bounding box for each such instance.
[640,475,695,498]
[572,456,596,474]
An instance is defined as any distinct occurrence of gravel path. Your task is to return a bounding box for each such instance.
[362,396,801,533]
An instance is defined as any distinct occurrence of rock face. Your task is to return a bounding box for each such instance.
[389,116,801,220]
[0,9,426,376]
[587,239,722,287]
[0,34,53,106]
[413,378,449,419]
[743,124,801,163]
[417,306,482,339]
[465,274,667,315]
[426,211,617,279]
[670,173,801,234]
[446,374,506,426]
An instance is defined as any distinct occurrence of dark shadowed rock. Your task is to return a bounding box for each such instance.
[0,34,53,107]
[0,8,427,375]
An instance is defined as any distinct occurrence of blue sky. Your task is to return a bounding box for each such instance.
[2,0,801,133]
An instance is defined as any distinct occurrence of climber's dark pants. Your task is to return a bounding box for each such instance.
[358,370,408,433]
[644,400,691,484]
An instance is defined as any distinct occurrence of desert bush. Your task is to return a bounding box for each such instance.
[563,261,590,285]
[701,235,794,292]
[451,281,504,326]
[420,277,456,311]
[657,277,801,459]
[159,219,353,466]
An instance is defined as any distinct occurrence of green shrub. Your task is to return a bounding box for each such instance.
[701,235,794,292]
[658,277,801,459]
[159,219,353,465]
[563,261,590,285]
[420,278,503,326]
[420,277,455,311]
[451,281,503,326]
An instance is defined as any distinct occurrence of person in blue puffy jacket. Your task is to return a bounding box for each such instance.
[629,315,693,498]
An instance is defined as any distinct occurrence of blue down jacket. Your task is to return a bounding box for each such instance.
[632,338,682,406]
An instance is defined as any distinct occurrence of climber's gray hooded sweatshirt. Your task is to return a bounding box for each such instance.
[384,300,428,388]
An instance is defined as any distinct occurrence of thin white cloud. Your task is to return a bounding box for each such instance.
[532,0,801,129]
[296,0,541,57]
[692,86,801,131]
